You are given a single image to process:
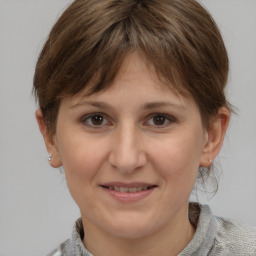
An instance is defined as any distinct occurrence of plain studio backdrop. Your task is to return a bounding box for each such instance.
[0,0,255,255]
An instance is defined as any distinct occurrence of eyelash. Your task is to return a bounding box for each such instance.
[80,112,176,129]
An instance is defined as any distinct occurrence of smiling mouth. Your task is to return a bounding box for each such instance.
[101,185,157,193]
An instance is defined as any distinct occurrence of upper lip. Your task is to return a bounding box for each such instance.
[100,182,157,188]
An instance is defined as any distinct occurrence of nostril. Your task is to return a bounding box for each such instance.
[108,152,147,174]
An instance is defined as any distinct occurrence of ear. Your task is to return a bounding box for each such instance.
[35,109,62,168]
[200,107,230,167]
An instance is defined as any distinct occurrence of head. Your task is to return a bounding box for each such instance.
[34,0,230,243]
[34,0,230,133]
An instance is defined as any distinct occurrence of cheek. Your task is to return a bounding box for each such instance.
[57,135,109,210]
[150,133,204,185]
[57,133,107,186]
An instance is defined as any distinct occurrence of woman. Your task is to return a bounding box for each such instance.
[33,0,256,255]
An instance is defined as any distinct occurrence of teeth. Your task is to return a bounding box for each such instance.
[128,187,137,193]
[107,186,151,192]
[120,187,129,192]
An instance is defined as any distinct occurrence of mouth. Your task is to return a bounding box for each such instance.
[100,185,157,193]
[100,183,157,202]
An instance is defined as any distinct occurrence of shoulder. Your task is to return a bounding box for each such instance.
[212,216,256,255]
[185,204,256,256]
[46,239,74,256]
[46,218,93,256]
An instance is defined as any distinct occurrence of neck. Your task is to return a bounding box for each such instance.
[82,206,195,256]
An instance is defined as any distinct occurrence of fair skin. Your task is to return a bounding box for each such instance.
[36,53,230,256]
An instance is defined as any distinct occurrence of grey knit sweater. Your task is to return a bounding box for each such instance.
[47,204,256,256]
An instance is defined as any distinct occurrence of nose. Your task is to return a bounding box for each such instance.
[108,125,147,174]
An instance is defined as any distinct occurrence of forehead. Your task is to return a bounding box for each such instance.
[61,53,197,113]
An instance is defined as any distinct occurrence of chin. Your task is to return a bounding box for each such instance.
[102,216,160,240]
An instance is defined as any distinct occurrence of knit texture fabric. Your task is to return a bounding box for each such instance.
[47,204,256,256]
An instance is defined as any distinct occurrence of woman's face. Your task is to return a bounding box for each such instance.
[52,53,210,239]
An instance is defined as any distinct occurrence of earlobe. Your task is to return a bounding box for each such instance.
[200,107,230,167]
[35,109,62,168]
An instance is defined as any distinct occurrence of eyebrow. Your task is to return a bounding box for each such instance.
[71,101,115,110]
[142,102,184,110]
[71,101,184,111]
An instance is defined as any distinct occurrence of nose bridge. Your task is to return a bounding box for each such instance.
[109,122,146,173]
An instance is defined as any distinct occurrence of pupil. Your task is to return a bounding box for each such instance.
[154,116,165,125]
[92,115,103,125]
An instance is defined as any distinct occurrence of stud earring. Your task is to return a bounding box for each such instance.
[48,156,52,161]
[209,159,212,163]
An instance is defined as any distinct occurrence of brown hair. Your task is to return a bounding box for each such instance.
[33,0,230,136]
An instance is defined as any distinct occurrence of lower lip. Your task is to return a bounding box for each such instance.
[101,187,156,203]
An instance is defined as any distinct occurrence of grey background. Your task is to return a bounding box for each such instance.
[0,0,255,255]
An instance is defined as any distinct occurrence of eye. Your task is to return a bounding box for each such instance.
[90,115,104,125]
[81,113,110,127]
[146,114,175,127]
